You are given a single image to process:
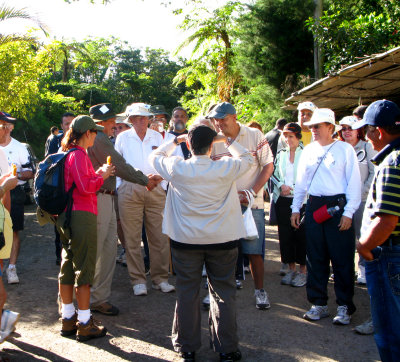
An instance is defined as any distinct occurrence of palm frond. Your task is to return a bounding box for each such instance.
[0,4,49,36]
[0,33,37,46]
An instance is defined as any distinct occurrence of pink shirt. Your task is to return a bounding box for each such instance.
[64,146,104,214]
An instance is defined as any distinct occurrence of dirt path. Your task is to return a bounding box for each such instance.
[0,204,379,361]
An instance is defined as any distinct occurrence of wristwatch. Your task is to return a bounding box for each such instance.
[250,188,257,198]
[173,137,179,145]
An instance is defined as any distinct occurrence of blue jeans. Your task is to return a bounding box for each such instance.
[366,243,400,361]
[240,208,265,257]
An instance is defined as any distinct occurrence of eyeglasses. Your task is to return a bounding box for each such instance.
[90,129,98,134]
[0,124,10,129]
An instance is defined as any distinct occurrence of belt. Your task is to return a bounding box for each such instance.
[382,236,400,247]
[97,189,115,196]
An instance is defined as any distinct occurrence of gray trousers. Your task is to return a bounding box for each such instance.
[171,246,238,353]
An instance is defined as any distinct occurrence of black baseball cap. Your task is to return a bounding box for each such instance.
[89,103,116,122]
[282,122,302,138]
[352,100,400,129]
[0,112,16,124]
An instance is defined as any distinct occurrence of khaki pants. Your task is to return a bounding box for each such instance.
[118,182,169,285]
[90,193,118,306]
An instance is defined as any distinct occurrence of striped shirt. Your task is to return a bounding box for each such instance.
[361,137,400,237]
[64,146,104,215]
[211,124,273,209]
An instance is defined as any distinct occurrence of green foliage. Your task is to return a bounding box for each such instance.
[0,41,50,118]
[307,0,400,74]
[236,0,315,93]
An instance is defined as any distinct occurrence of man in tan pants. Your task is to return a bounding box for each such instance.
[88,103,161,315]
[115,103,175,296]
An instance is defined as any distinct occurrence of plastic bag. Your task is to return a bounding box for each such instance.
[242,190,259,240]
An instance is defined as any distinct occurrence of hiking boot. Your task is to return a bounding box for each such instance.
[220,349,242,362]
[255,289,270,310]
[133,284,147,296]
[236,280,243,289]
[152,282,175,293]
[0,310,20,342]
[91,302,119,316]
[60,313,77,337]
[303,305,329,321]
[76,316,107,342]
[279,263,289,276]
[333,305,351,325]
[281,270,295,285]
[291,272,307,287]
[354,317,374,335]
[6,267,19,284]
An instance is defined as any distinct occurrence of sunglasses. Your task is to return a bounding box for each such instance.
[308,124,320,129]
[90,129,98,134]
[341,126,354,132]
[0,124,10,129]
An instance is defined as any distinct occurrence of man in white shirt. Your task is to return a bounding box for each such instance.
[149,125,252,362]
[211,102,274,310]
[115,103,174,296]
[0,113,34,284]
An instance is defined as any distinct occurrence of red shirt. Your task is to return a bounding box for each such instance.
[64,146,104,215]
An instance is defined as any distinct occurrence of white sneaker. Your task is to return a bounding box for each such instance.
[6,267,19,284]
[291,272,307,287]
[281,270,295,285]
[354,317,374,335]
[152,282,175,293]
[202,294,210,310]
[255,289,270,310]
[279,263,289,276]
[133,283,147,296]
[303,305,329,321]
[333,305,351,325]
[357,265,366,285]
[0,310,20,343]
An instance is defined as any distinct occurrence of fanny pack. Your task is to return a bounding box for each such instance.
[313,197,346,224]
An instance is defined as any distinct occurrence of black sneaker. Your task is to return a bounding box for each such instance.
[220,349,242,362]
[179,351,195,361]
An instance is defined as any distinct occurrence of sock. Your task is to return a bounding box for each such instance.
[77,309,91,324]
[61,303,75,319]
[8,264,15,270]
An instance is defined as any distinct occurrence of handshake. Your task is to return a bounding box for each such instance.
[146,174,163,191]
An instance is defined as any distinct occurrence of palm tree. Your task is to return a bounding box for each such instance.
[175,2,243,102]
[0,3,48,46]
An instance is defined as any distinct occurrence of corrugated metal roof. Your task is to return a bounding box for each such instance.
[284,46,400,116]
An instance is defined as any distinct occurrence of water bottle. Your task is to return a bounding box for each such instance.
[327,205,340,216]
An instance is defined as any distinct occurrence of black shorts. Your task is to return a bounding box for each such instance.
[10,186,25,231]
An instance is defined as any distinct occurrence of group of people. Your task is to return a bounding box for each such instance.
[0,96,398,361]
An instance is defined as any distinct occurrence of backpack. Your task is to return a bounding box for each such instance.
[34,148,78,219]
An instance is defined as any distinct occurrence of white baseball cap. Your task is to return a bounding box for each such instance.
[297,101,317,112]
[304,108,335,126]
[126,103,153,117]
[339,116,358,127]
